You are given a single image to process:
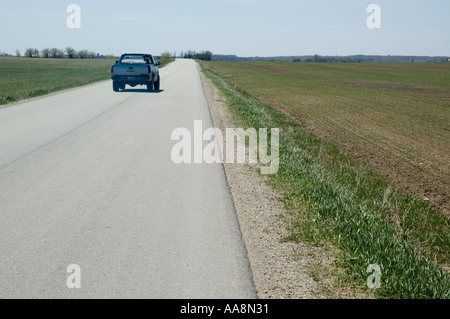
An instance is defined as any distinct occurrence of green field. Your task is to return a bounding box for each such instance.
[0,57,117,105]
[0,56,174,106]
[201,61,450,299]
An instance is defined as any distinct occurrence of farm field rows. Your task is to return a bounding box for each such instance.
[204,61,450,215]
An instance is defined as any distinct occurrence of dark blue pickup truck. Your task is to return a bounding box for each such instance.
[111,53,160,92]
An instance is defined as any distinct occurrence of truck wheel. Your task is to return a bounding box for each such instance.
[113,81,120,92]
[154,77,160,91]
[147,81,154,92]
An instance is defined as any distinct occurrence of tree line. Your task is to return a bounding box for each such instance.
[19,47,98,59]
[213,54,450,63]
[180,50,213,61]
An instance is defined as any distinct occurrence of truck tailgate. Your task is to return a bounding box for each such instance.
[113,64,149,76]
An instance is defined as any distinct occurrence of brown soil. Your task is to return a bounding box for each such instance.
[206,62,449,217]
[256,98,450,217]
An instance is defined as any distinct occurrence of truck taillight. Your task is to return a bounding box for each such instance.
[111,65,114,73]
[148,65,151,73]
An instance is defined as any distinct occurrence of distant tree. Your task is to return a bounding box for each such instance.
[314,54,319,63]
[182,50,212,61]
[41,48,50,58]
[16,49,21,57]
[56,49,65,58]
[24,48,34,58]
[186,50,196,59]
[33,49,40,58]
[77,50,95,59]
[78,49,88,59]
[50,48,59,58]
[66,47,76,58]
[198,50,213,61]
[159,51,173,66]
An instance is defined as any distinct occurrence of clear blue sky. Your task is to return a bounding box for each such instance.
[1,0,449,57]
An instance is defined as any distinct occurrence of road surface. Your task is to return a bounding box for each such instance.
[0,59,257,299]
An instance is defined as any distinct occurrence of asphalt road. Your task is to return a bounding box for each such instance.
[0,59,257,299]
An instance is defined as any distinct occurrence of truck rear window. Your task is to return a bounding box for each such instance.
[121,55,153,64]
